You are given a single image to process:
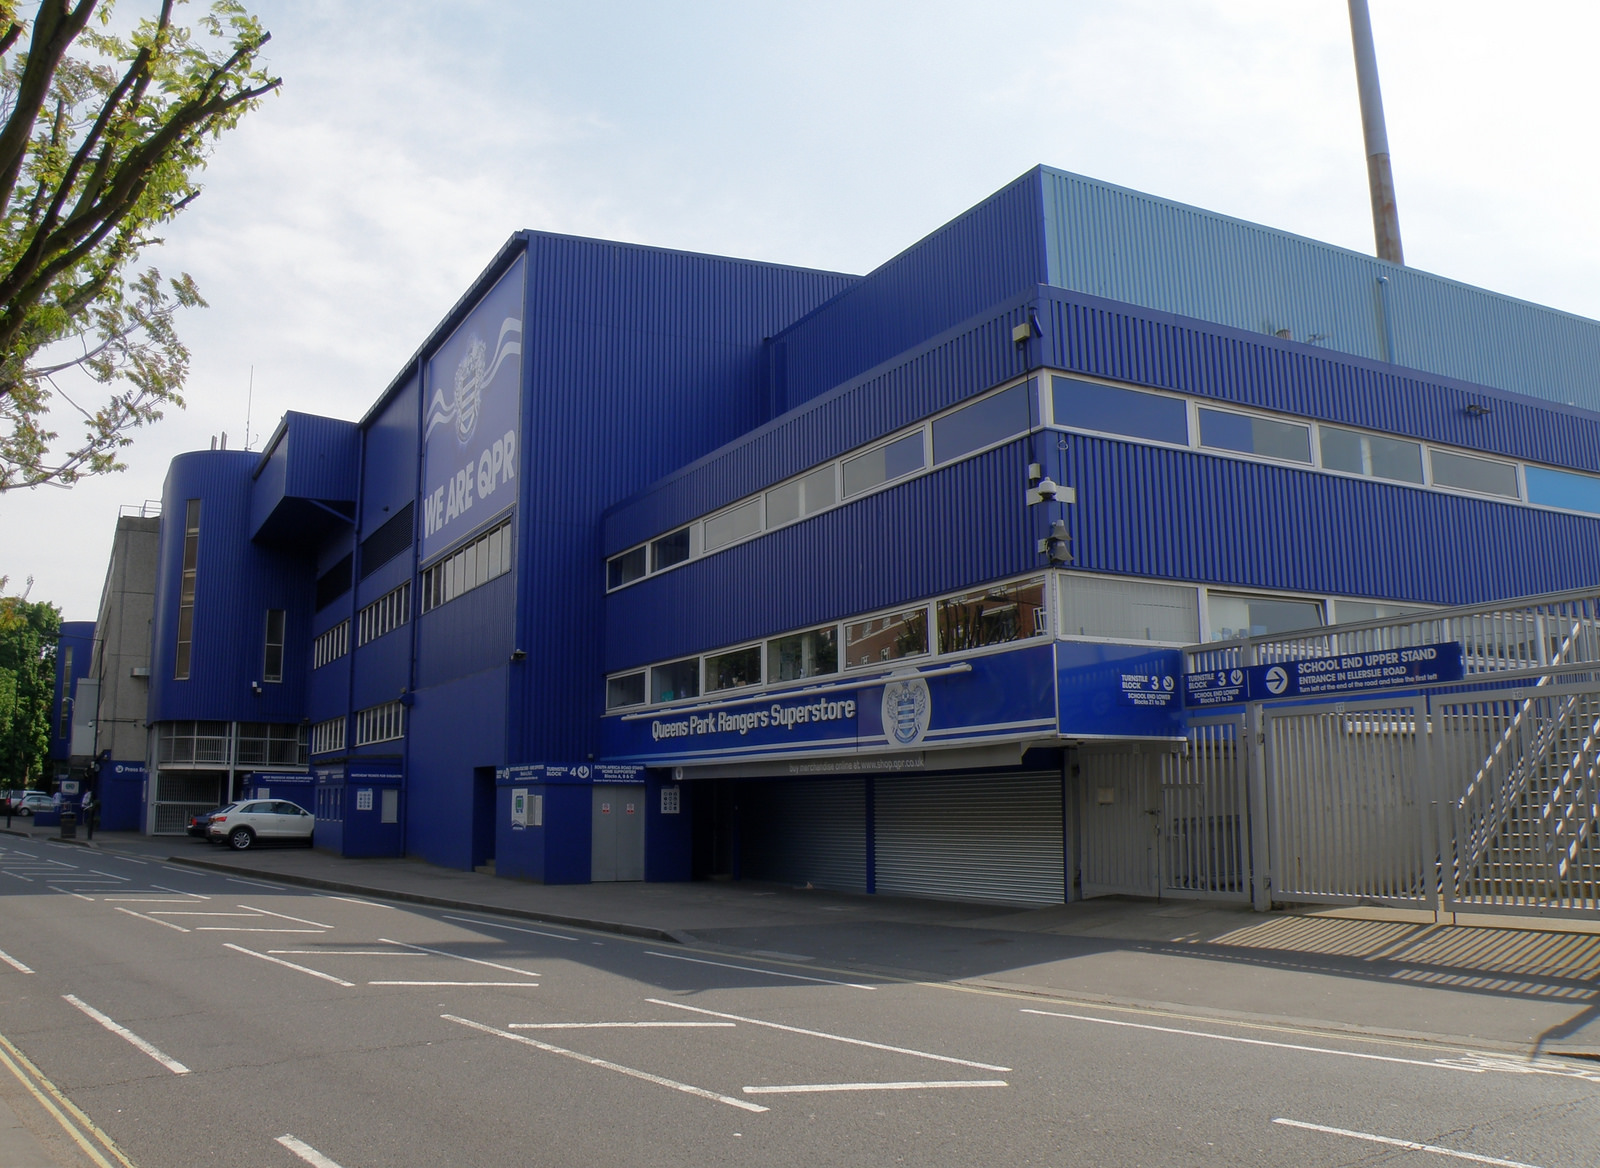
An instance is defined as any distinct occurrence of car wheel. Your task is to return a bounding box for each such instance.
[228,827,254,851]
[17,807,30,817]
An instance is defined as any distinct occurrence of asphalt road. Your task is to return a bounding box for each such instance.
[2,840,1599,1168]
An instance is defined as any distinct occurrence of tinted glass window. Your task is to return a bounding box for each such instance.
[606,672,646,709]
[765,480,801,528]
[1526,465,1600,515]
[844,609,928,667]
[801,466,836,514]
[1430,449,1518,498]
[843,432,925,497]
[607,546,647,589]
[650,658,699,703]
[705,645,761,692]
[768,627,839,682]
[937,578,1048,652]
[1208,594,1324,641]
[704,499,762,550]
[651,528,691,571]
[932,383,1031,464]
[1368,435,1424,483]
[1199,408,1311,463]
[1053,377,1188,445]
[1319,426,1365,474]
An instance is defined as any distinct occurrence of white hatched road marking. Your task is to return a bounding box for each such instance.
[441,913,578,941]
[88,871,129,881]
[378,937,539,978]
[510,1021,734,1030]
[228,877,287,889]
[276,1134,347,1167]
[102,897,205,903]
[270,950,415,956]
[1022,1009,1525,1076]
[372,981,541,987]
[114,908,189,932]
[62,995,190,1075]
[0,947,35,974]
[1273,1118,1546,1168]
[316,894,394,908]
[744,1080,1007,1095]
[649,999,1011,1071]
[645,950,874,990]
[50,889,95,901]
[224,943,353,987]
[152,911,265,917]
[197,928,327,934]
[2,871,34,882]
[443,1014,767,1113]
[239,904,331,927]
[150,884,208,898]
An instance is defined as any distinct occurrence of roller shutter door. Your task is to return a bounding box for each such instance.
[739,777,867,893]
[874,772,1064,905]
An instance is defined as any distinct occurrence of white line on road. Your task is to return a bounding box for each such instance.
[49,888,95,901]
[2,870,34,882]
[110,856,146,864]
[644,950,874,990]
[315,894,394,908]
[744,1080,1007,1095]
[1273,1118,1546,1168]
[151,911,265,917]
[275,1134,346,1168]
[1021,1009,1505,1075]
[442,1014,768,1113]
[114,908,190,932]
[160,866,199,875]
[195,927,327,934]
[371,981,541,987]
[228,877,287,890]
[62,995,190,1075]
[88,871,129,881]
[0,947,34,973]
[378,938,539,979]
[238,905,332,927]
[224,943,353,987]
[649,999,1012,1072]
[150,884,208,899]
[269,950,416,956]
[509,1022,735,1029]
[441,914,578,941]
[102,897,204,903]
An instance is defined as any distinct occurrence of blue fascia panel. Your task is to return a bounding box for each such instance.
[306,657,348,724]
[360,377,421,535]
[249,412,358,544]
[349,631,412,712]
[49,621,96,760]
[415,573,514,688]
[404,670,507,870]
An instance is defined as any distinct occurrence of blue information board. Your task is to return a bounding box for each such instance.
[1184,641,1465,707]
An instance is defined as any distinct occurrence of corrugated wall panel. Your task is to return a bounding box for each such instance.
[874,772,1064,905]
[604,439,1036,671]
[738,777,866,893]
[1042,167,1600,413]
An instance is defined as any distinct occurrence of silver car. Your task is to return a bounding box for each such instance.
[207,799,315,850]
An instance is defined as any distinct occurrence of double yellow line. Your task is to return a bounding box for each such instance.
[0,1030,138,1168]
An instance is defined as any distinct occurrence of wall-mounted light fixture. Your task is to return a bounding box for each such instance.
[1038,519,1073,564]
[1464,402,1492,417]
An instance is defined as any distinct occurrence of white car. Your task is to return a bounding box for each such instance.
[208,799,315,850]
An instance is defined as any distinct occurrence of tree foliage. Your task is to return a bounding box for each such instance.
[0,0,279,490]
[0,578,61,786]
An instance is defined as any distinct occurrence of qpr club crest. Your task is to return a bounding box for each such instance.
[880,675,932,748]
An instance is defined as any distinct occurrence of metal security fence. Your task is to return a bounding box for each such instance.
[1161,716,1249,900]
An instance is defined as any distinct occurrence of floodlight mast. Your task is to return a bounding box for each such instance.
[1348,0,1404,265]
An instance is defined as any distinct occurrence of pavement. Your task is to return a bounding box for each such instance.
[5,820,1600,1070]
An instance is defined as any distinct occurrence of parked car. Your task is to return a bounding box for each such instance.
[12,792,57,817]
[187,805,234,838]
[207,799,314,850]
[0,790,22,813]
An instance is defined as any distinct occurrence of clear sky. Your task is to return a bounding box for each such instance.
[5,0,1599,618]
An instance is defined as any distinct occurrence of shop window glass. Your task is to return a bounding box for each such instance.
[1430,449,1518,498]
[606,672,646,710]
[842,432,925,498]
[651,658,699,703]
[768,626,838,682]
[1199,408,1311,463]
[932,382,1032,464]
[937,577,1048,653]
[704,499,762,551]
[1207,593,1324,641]
[651,528,690,571]
[1053,377,1188,445]
[1526,465,1600,515]
[844,608,928,667]
[705,645,761,692]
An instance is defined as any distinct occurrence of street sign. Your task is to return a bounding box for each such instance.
[1183,641,1465,706]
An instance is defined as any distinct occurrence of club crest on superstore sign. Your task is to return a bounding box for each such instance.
[880,675,932,747]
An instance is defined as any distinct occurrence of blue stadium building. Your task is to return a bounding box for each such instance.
[136,166,1600,904]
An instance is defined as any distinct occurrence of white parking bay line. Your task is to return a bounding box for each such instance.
[238,905,332,927]
[316,894,394,908]
[509,1022,735,1030]
[50,889,95,901]
[88,871,129,881]
[377,938,539,979]
[114,908,190,932]
[151,884,208,899]
[442,1014,767,1113]
[224,943,353,987]
[270,950,415,956]
[648,999,1012,1072]
[228,877,287,890]
[1021,1009,1493,1075]
[195,928,328,934]
[644,951,874,990]
[441,914,577,941]
[744,1080,1007,1095]
[0,948,34,974]
[62,995,190,1075]
[276,1134,346,1168]
[372,981,541,987]
[1272,1118,1545,1168]
[2,871,34,882]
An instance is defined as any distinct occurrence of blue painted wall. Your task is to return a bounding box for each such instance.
[49,621,95,761]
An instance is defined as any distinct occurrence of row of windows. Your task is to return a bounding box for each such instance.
[355,701,404,746]
[420,519,512,614]
[609,369,1600,595]
[358,582,410,647]
[606,576,1048,710]
[311,717,346,755]
[606,381,1035,590]
[606,570,1432,713]
[313,621,349,669]
[157,720,307,766]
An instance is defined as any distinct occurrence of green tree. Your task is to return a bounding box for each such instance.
[0,0,279,490]
[0,580,61,787]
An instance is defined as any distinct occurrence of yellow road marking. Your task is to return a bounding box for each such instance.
[0,1030,138,1167]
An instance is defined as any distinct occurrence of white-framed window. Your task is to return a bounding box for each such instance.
[358,582,411,646]
[354,701,404,746]
[420,519,512,614]
[311,717,346,755]
[263,610,286,683]
[313,621,350,668]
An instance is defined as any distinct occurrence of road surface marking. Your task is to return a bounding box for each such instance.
[649,999,1012,1071]
[238,904,332,927]
[50,888,96,900]
[224,943,353,987]
[150,884,208,899]
[510,1021,735,1029]
[2,870,34,882]
[149,910,262,916]
[88,871,129,881]
[442,913,578,941]
[744,1080,1007,1095]
[0,947,34,973]
[645,950,874,990]
[1021,1009,1503,1074]
[315,894,395,908]
[109,856,146,864]
[276,1134,347,1167]
[443,1014,768,1113]
[161,866,199,875]
[228,877,287,889]
[196,927,327,933]
[372,981,541,987]
[270,950,417,956]
[62,994,191,1075]
[0,1031,134,1168]
[102,896,205,903]
[114,907,190,932]
[378,937,539,978]
[1273,1118,1545,1167]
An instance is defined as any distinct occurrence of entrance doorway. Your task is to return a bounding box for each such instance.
[591,784,645,881]
[471,767,496,870]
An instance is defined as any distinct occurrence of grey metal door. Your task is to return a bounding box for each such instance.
[1078,748,1159,898]
[591,784,645,882]
[738,778,867,892]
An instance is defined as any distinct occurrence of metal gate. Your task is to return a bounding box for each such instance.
[738,777,867,893]
[1162,715,1250,900]
[1078,748,1158,897]
[152,769,227,835]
